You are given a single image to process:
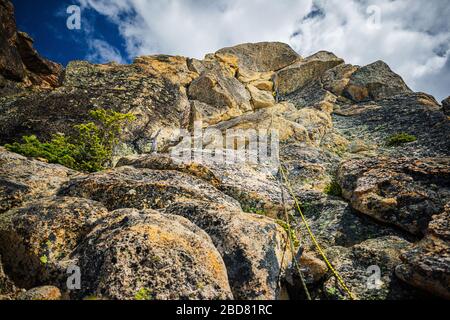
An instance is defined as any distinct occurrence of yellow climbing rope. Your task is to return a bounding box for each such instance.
[267,106,355,300]
[279,165,356,300]
[278,175,312,300]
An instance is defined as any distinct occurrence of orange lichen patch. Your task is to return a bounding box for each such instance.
[214,53,239,77]
[18,286,62,300]
[238,69,274,84]
[214,53,239,68]
[250,80,274,92]
[299,252,328,282]
[128,223,228,283]
[205,250,230,284]
[379,197,398,208]
[134,55,198,86]
[177,162,221,187]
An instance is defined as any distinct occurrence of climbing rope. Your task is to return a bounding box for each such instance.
[278,174,312,300]
[278,165,356,300]
[266,102,355,300]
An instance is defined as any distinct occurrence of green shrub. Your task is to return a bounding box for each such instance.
[39,255,48,265]
[385,133,417,147]
[135,288,153,300]
[5,108,135,172]
[324,180,342,197]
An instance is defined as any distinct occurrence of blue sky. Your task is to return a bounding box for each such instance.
[12,0,129,65]
[11,0,450,101]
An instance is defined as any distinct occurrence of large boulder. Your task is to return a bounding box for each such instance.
[134,55,197,87]
[283,63,358,111]
[343,61,412,102]
[206,102,333,148]
[75,209,233,300]
[205,102,310,145]
[117,153,287,218]
[0,197,109,288]
[396,206,450,299]
[59,166,241,211]
[61,160,291,299]
[188,67,252,120]
[116,153,220,186]
[189,99,241,127]
[276,51,344,96]
[338,157,450,236]
[216,42,301,73]
[0,148,78,214]
[246,84,276,110]
[164,200,291,300]
[322,64,359,97]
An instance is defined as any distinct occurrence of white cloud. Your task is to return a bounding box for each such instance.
[78,0,314,58]
[290,0,450,101]
[77,0,450,101]
[86,39,125,64]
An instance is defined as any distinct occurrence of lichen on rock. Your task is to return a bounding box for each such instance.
[0,0,449,301]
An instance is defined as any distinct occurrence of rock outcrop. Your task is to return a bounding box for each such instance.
[59,158,291,299]
[76,209,233,300]
[277,51,344,96]
[0,0,449,301]
[324,236,424,300]
[338,157,450,236]
[0,197,109,288]
[396,205,450,299]
[0,0,62,95]
[216,42,301,73]
[0,147,79,214]
[343,61,412,102]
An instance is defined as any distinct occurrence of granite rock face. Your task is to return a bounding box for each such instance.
[338,157,450,236]
[323,237,424,300]
[0,197,109,288]
[216,42,301,73]
[396,205,450,299]
[0,147,79,214]
[343,61,412,102]
[276,51,344,96]
[1,0,449,301]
